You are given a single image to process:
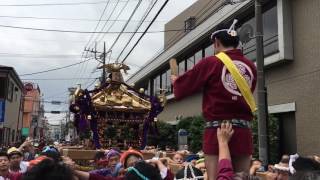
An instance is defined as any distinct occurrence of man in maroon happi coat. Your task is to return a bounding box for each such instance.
[171,21,257,180]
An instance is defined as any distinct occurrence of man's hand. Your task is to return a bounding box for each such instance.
[62,156,77,170]
[170,75,178,84]
[19,139,32,151]
[217,122,234,144]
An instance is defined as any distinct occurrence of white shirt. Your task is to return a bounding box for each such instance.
[9,161,29,173]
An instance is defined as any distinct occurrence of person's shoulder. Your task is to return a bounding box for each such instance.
[198,56,220,66]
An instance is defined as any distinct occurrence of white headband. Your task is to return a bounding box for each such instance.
[289,154,299,174]
[211,19,238,40]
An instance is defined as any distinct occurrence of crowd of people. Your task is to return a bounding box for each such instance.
[1,123,319,180]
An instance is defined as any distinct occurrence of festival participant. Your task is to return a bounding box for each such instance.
[18,139,35,161]
[172,153,184,164]
[175,164,204,180]
[120,149,144,169]
[7,147,28,173]
[0,151,22,180]
[146,159,174,180]
[72,161,163,180]
[249,159,263,175]
[93,151,108,169]
[90,149,122,177]
[40,146,62,163]
[22,159,75,180]
[171,21,257,180]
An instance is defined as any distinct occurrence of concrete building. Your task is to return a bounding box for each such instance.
[0,65,24,146]
[127,0,320,156]
[48,124,61,141]
[22,82,44,139]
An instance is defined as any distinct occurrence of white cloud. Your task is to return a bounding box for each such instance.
[0,0,196,123]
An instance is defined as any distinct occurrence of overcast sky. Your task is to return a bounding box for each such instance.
[0,0,196,124]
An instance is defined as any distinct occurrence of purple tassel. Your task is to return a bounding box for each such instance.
[90,118,101,149]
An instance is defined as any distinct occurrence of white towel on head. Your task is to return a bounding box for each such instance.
[289,153,299,174]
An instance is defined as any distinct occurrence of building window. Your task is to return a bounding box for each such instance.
[241,5,278,60]
[205,45,214,57]
[166,69,172,94]
[186,56,195,71]
[146,81,150,96]
[195,50,203,64]
[7,81,14,101]
[178,61,185,75]
[0,78,6,99]
[161,72,167,92]
[184,17,196,32]
[7,128,10,144]
[153,75,161,95]
[14,87,18,101]
[12,130,15,142]
[0,129,3,145]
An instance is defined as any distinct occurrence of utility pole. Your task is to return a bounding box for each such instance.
[255,0,268,165]
[102,42,106,84]
[84,42,108,84]
[226,0,269,165]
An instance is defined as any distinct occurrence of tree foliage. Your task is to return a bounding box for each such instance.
[147,115,280,163]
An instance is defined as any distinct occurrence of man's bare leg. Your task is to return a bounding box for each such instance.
[232,155,252,173]
[204,154,218,180]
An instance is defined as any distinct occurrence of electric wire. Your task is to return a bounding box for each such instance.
[0,15,167,22]
[20,58,93,76]
[121,0,169,63]
[116,0,158,61]
[87,0,122,48]
[106,0,143,59]
[95,0,131,45]
[0,24,184,33]
[0,1,122,7]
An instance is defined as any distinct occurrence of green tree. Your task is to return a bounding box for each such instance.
[177,116,205,153]
[147,121,177,150]
[252,114,280,164]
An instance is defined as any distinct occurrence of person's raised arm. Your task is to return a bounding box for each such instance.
[171,57,217,100]
[217,122,234,161]
[216,122,234,180]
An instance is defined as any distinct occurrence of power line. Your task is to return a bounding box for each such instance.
[0,23,183,34]
[76,0,114,87]
[84,0,113,49]
[85,78,99,89]
[0,1,123,7]
[0,15,167,22]
[106,0,143,57]
[121,0,169,63]
[19,58,93,76]
[0,52,83,57]
[116,0,158,61]
[21,77,98,81]
[87,0,123,48]
[95,0,131,44]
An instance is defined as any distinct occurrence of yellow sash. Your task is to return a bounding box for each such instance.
[216,52,257,113]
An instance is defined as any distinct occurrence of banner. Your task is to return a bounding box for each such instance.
[0,100,5,123]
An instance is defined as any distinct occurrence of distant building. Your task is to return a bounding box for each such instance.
[0,65,24,146]
[22,82,44,139]
[127,0,320,157]
[48,124,61,141]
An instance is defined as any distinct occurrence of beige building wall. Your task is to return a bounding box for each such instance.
[158,93,202,121]
[4,75,23,137]
[164,0,223,49]
[265,0,320,155]
[0,69,23,145]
